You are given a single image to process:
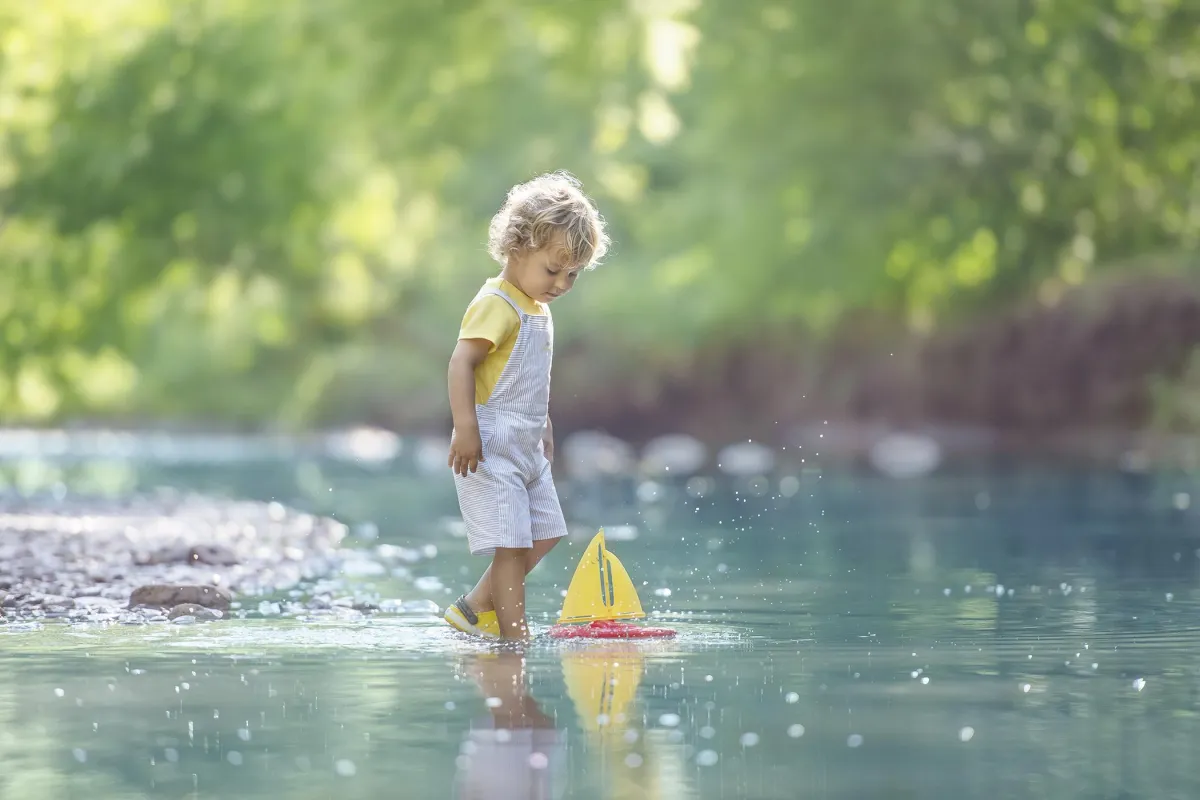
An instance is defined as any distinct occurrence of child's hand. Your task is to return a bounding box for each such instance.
[449,426,484,477]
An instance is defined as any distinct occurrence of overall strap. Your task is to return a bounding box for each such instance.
[478,287,527,317]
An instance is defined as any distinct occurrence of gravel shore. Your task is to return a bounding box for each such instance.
[0,490,348,626]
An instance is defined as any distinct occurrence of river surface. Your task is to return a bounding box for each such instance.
[2,453,1199,799]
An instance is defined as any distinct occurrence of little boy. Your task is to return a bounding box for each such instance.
[444,171,610,641]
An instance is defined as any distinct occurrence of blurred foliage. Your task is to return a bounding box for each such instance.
[2,0,1199,426]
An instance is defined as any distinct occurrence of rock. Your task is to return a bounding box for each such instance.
[560,430,636,479]
[716,441,776,476]
[75,596,122,610]
[187,544,239,566]
[396,599,440,615]
[641,434,708,476]
[138,544,239,566]
[332,595,379,611]
[135,546,189,565]
[167,603,223,621]
[257,600,281,616]
[129,584,232,611]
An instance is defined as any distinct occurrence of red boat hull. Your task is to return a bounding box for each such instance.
[548,619,677,639]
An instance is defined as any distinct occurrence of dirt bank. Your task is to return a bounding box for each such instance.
[536,272,1200,461]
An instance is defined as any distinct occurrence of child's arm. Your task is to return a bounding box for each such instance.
[447,339,490,476]
[542,415,555,463]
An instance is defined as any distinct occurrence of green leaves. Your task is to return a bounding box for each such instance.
[5,0,1200,425]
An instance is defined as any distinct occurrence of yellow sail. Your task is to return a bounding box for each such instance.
[556,529,646,624]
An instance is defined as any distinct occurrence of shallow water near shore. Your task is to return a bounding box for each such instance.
[4,452,1200,799]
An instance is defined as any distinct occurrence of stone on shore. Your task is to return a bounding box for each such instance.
[167,603,224,621]
[129,584,233,611]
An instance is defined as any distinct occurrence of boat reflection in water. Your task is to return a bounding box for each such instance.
[452,644,689,799]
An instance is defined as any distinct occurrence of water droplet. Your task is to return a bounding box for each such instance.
[959,727,975,742]
[740,732,759,747]
[1133,678,1146,692]
[72,748,87,763]
[335,759,357,777]
[444,701,456,710]
[624,753,643,768]
[847,734,864,748]
[920,676,930,685]
[54,688,65,698]
[528,752,549,770]
[485,697,502,708]
[658,713,681,728]
[699,726,716,739]
[785,692,799,703]
[1021,683,1031,693]
[227,751,243,766]
[705,675,713,682]
[696,750,719,766]
[237,728,251,742]
[787,724,805,738]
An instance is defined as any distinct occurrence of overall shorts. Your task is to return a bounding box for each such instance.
[453,288,569,555]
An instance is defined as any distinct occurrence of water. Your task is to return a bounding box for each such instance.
[3,456,1200,799]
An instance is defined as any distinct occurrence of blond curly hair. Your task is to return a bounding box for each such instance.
[487,171,610,270]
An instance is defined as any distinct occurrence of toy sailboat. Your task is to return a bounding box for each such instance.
[548,529,677,639]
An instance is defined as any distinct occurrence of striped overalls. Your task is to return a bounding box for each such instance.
[453,288,568,555]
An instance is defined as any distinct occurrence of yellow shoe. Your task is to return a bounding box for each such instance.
[444,595,501,639]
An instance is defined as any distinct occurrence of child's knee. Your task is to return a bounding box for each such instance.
[493,546,531,564]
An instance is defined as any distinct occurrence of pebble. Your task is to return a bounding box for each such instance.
[167,604,222,622]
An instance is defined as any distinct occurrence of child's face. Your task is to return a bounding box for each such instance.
[508,240,584,304]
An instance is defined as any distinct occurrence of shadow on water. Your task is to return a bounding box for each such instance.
[3,445,1200,798]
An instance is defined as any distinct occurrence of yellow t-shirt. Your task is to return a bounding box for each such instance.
[458,277,548,405]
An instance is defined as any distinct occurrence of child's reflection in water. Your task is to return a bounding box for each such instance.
[453,650,568,800]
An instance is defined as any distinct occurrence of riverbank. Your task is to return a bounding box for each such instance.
[8,273,1200,474]
[0,492,347,626]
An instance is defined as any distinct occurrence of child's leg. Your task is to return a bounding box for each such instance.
[464,536,562,614]
[465,651,554,729]
[491,546,532,640]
